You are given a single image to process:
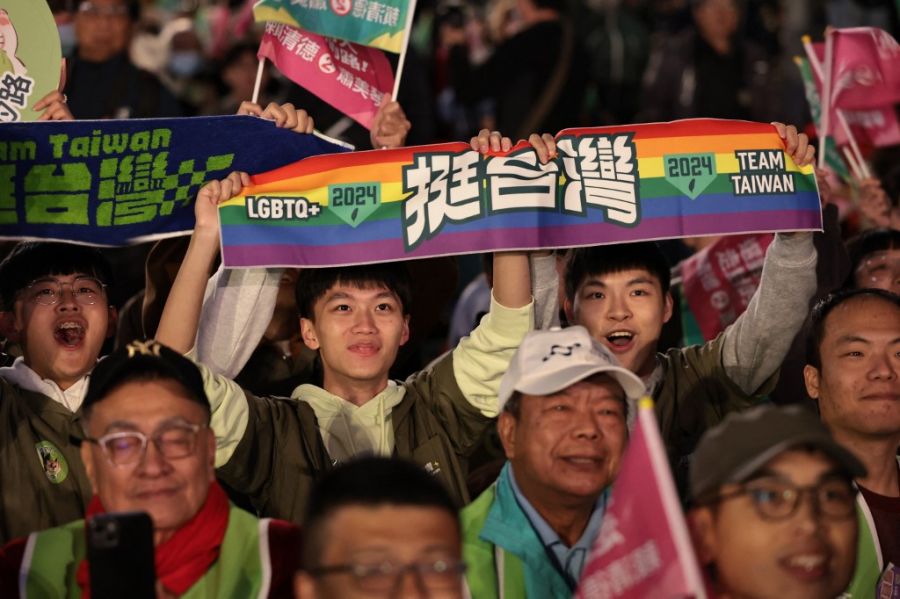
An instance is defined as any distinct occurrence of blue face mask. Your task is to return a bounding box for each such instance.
[169,51,203,77]
[58,22,76,57]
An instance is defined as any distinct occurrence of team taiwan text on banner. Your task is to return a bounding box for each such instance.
[0,116,347,245]
[254,0,408,53]
[0,0,62,122]
[575,398,707,598]
[218,119,822,268]
[259,22,393,129]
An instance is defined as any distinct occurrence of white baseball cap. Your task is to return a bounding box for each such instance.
[498,326,646,411]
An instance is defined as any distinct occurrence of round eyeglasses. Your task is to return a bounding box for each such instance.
[85,423,206,467]
[22,276,107,306]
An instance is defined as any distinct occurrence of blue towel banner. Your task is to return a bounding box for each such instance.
[0,115,347,245]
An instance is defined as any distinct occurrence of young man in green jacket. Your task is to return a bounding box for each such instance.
[530,124,821,492]
[0,242,117,544]
[157,131,538,522]
[461,325,645,597]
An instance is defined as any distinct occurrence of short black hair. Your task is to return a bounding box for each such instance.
[0,242,114,310]
[806,288,900,369]
[844,229,900,288]
[295,263,412,320]
[301,456,457,569]
[565,242,671,301]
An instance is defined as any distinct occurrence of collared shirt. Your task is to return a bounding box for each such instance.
[0,357,89,412]
[507,467,608,585]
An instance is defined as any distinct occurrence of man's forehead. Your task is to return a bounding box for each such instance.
[824,296,900,335]
[322,282,398,300]
[579,268,661,288]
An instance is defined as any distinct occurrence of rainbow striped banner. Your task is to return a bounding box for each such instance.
[219,119,822,268]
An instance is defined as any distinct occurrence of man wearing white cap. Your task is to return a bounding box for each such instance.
[460,326,644,598]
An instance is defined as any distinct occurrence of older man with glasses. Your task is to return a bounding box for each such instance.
[687,403,864,599]
[0,340,300,598]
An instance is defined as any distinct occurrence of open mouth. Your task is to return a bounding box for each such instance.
[605,331,634,348]
[54,321,85,348]
[780,553,829,580]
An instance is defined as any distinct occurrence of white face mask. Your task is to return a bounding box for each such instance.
[58,22,76,57]
[168,51,203,77]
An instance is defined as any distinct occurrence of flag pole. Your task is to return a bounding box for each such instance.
[801,35,870,178]
[841,146,864,180]
[251,56,266,105]
[819,30,833,169]
[391,0,418,101]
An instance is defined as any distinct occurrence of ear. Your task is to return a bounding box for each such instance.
[300,317,320,350]
[803,364,821,399]
[563,296,575,325]
[295,571,318,599]
[662,291,674,324]
[399,314,410,347]
[105,305,118,340]
[687,508,718,566]
[497,411,518,460]
[0,310,21,343]
[80,440,99,495]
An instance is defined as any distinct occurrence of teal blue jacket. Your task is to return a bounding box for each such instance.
[461,464,574,598]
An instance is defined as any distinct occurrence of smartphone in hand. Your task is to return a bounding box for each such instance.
[87,512,156,599]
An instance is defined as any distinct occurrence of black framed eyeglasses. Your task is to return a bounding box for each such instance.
[85,423,206,467]
[712,478,857,521]
[22,276,107,306]
[307,559,467,594]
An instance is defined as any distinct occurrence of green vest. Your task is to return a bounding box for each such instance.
[460,465,573,599]
[842,465,898,599]
[20,505,271,598]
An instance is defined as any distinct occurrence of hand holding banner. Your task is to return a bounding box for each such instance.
[218,119,822,268]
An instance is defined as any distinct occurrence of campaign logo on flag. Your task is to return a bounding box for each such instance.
[803,40,900,149]
[680,234,773,342]
[259,22,394,129]
[575,398,707,599]
[829,27,900,111]
[254,0,408,53]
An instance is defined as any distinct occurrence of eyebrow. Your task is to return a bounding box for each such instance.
[834,335,900,345]
[102,417,192,435]
[323,290,397,303]
[581,277,655,289]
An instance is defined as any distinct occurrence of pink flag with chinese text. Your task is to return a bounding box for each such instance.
[806,39,900,148]
[681,234,773,341]
[258,22,394,129]
[575,398,707,599]
[828,27,900,111]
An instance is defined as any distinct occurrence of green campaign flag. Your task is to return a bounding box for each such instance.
[0,0,62,122]
[254,0,409,53]
[794,55,851,182]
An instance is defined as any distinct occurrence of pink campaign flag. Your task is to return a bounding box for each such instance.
[258,21,394,129]
[807,39,900,148]
[828,27,900,111]
[575,398,707,599]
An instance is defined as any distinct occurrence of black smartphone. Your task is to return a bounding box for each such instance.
[87,512,156,599]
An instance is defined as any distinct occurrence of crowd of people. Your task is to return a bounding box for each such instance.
[0,0,898,597]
